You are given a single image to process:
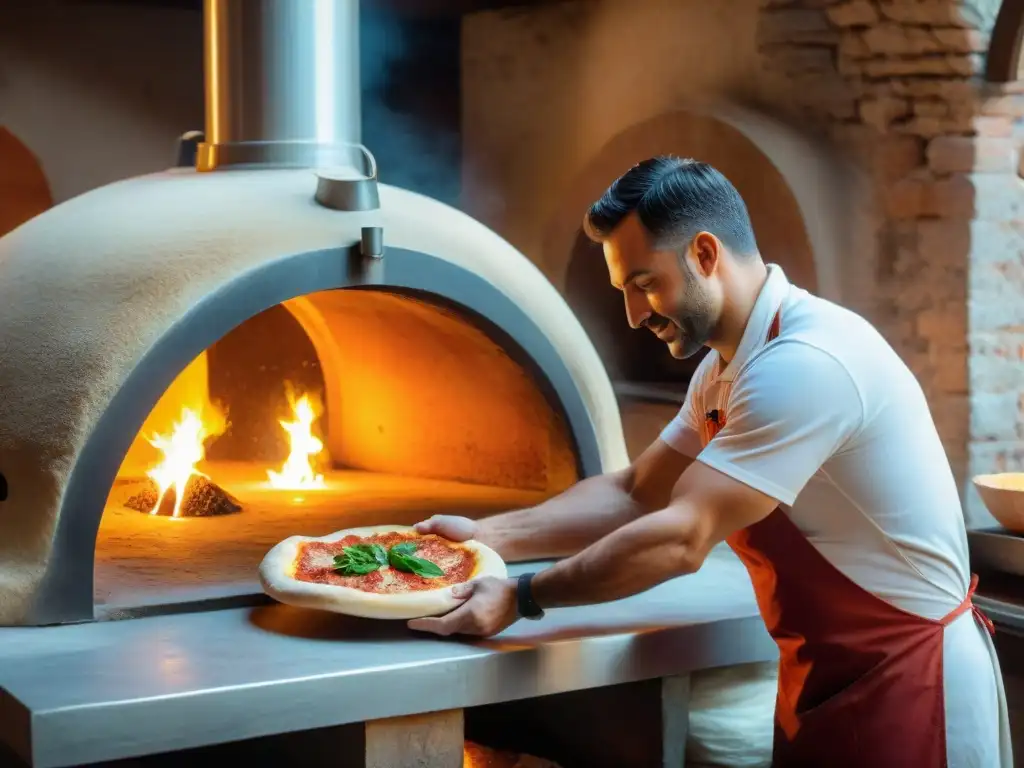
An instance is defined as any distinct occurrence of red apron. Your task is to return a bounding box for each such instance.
[704,311,995,767]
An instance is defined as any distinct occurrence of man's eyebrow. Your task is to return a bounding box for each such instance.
[612,269,653,290]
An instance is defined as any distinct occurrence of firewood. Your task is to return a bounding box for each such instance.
[124,475,242,517]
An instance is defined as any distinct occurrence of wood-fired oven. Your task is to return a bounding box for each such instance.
[0,0,628,627]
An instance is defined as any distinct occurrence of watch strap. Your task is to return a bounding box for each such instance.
[516,572,544,619]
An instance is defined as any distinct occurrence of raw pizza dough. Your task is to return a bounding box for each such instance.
[259,524,508,619]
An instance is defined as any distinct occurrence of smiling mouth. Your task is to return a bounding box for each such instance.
[652,324,676,342]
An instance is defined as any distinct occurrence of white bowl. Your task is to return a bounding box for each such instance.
[973,473,1024,533]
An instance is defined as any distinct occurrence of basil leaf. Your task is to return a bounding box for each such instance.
[332,543,387,576]
[390,541,417,557]
[389,551,444,579]
[342,544,378,562]
[333,557,381,576]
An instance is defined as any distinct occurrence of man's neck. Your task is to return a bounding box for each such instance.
[710,260,769,366]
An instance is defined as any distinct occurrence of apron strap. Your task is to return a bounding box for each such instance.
[704,308,783,442]
[939,573,995,636]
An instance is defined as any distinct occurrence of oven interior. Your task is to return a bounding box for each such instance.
[95,287,579,615]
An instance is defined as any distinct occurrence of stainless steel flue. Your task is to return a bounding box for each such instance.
[197,0,362,171]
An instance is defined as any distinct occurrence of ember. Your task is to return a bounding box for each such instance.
[125,475,241,518]
[128,403,230,517]
[463,741,562,768]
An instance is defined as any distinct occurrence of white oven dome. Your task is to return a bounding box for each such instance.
[0,165,628,624]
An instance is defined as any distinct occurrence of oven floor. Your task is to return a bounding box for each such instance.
[95,461,550,614]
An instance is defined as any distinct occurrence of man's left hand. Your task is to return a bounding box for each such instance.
[407,576,519,637]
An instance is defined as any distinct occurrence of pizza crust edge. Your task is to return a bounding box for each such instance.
[258,524,508,619]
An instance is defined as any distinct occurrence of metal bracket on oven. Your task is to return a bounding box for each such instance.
[347,226,385,284]
[360,226,383,259]
[313,144,381,212]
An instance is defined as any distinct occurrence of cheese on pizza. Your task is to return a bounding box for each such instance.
[259,524,507,619]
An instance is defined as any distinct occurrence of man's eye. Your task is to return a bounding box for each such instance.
[637,280,654,291]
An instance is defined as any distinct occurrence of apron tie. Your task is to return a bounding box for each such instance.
[968,574,996,636]
[940,574,995,636]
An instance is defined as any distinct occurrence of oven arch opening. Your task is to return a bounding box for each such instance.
[29,247,604,625]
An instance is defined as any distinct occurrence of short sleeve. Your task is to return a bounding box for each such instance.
[696,342,863,506]
[658,379,705,459]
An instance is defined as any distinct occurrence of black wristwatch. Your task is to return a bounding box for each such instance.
[515,572,545,620]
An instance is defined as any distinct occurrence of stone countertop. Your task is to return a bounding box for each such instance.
[0,546,776,768]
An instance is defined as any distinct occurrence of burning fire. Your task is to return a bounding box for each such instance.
[266,388,326,490]
[145,404,226,517]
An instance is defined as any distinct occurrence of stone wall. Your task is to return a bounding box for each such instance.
[755,0,1018,524]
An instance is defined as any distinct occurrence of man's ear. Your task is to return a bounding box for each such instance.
[691,232,720,277]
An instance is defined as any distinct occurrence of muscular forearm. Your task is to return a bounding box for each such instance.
[530,501,706,608]
[476,471,646,562]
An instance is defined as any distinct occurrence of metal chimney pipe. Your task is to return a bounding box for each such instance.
[197,0,363,172]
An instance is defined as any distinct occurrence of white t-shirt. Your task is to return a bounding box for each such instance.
[660,264,1011,768]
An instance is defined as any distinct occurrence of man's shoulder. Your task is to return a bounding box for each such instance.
[776,288,905,379]
[781,286,874,338]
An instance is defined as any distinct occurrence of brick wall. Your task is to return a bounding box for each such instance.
[756,0,1020,525]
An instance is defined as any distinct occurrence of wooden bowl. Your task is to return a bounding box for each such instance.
[973,473,1024,532]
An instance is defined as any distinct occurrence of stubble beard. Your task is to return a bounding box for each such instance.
[665,279,715,360]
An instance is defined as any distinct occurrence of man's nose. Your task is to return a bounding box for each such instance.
[624,291,651,330]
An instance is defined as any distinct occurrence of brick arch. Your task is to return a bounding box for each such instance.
[540,104,853,302]
[0,128,52,237]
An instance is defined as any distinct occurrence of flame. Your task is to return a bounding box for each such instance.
[267,388,326,489]
[146,404,226,517]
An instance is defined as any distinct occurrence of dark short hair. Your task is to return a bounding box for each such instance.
[582,156,758,255]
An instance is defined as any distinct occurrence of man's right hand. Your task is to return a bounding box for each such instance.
[414,514,479,542]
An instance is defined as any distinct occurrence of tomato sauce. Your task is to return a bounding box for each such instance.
[294,532,476,593]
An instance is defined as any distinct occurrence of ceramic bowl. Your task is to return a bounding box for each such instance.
[973,473,1024,533]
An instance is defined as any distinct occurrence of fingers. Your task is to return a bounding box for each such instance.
[413,515,475,542]
[408,599,475,636]
[450,580,476,599]
[406,581,475,635]
[413,517,437,534]
[407,578,516,638]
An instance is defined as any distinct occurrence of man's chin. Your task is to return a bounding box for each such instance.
[667,338,704,360]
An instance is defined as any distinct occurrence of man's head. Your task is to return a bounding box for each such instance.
[583,156,759,359]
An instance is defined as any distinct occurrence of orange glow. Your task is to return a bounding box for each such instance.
[145,403,226,517]
[266,387,327,490]
[462,742,534,768]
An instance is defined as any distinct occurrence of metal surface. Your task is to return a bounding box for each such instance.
[0,551,776,768]
[969,527,1024,577]
[197,0,361,170]
[31,247,606,626]
[976,594,1024,631]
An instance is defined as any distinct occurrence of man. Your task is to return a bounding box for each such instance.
[408,157,1011,766]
